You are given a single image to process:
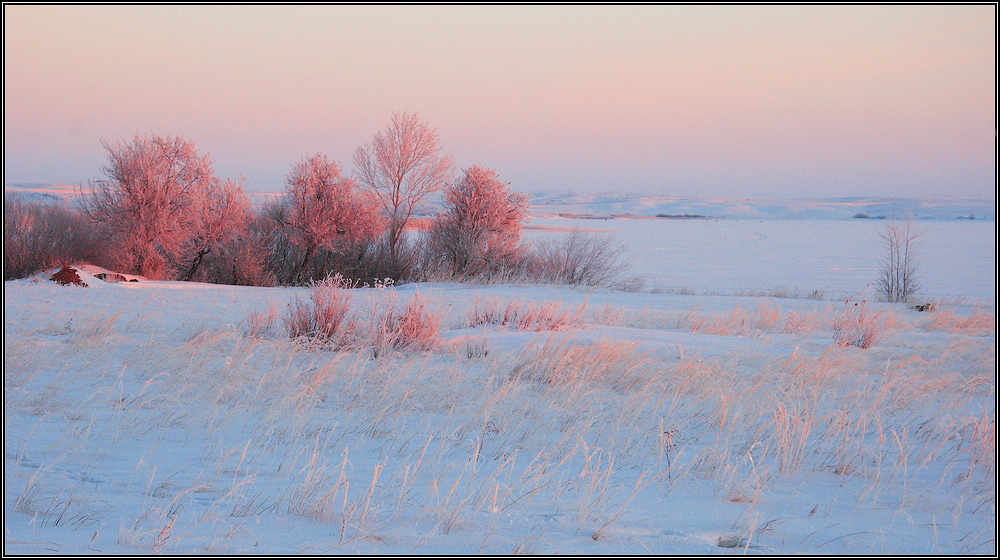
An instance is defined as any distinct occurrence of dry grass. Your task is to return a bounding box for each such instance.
[246,301,277,338]
[469,297,587,332]
[832,297,884,349]
[922,309,995,335]
[4,282,995,555]
[508,337,649,390]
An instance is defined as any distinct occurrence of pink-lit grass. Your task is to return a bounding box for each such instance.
[4,282,995,555]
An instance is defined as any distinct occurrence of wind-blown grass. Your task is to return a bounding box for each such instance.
[4,280,994,555]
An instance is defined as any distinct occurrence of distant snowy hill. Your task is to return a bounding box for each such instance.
[4,183,82,205]
[527,192,995,221]
[5,183,994,221]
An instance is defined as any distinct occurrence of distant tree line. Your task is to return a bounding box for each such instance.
[4,112,633,289]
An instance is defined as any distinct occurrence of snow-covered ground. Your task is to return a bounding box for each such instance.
[4,259,995,554]
[4,184,996,554]
[524,217,996,304]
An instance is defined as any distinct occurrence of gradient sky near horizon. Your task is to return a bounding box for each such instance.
[4,5,996,198]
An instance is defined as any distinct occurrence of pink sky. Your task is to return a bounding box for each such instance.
[4,5,995,198]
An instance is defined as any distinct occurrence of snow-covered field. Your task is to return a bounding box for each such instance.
[524,217,996,304]
[3,185,996,554]
[4,252,995,554]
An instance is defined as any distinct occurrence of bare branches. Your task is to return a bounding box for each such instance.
[284,154,383,283]
[353,112,454,262]
[533,231,632,288]
[428,165,529,278]
[876,218,923,303]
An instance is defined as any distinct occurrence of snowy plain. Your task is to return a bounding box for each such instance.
[3,189,997,555]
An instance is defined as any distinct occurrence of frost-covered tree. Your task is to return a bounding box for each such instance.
[353,112,454,264]
[284,154,383,282]
[429,165,528,277]
[81,134,241,279]
[181,177,255,282]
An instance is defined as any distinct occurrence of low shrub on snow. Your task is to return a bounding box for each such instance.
[282,274,355,346]
[279,275,441,355]
[368,282,442,357]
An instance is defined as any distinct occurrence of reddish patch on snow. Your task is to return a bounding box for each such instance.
[50,265,88,287]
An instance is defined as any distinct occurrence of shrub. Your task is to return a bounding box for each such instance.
[530,230,632,288]
[427,165,529,279]
[282,276,442,355]
[368,286,442,357]
[469,297,587,332]
[3,195,110,280]
[283,274,354,345]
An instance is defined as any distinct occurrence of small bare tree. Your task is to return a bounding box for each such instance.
[353,112,454,264]
[284,154,383,283]
[876,218,923,303]
[428,165,528,278]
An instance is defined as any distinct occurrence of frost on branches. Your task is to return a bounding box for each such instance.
[284,154,383,283]
[354,112,454,265]
[429,165,529,278]
[80,134,251,280]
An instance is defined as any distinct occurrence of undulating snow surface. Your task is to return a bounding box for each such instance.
[4,261,995,555]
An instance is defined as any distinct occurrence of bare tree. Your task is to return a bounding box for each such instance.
[876,218,923,303]
[80,134,223,279]
[353,112,454,264]
[429,165,528,277]
[284,154,383,283]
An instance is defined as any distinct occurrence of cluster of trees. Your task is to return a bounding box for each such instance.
[5,112,631,288]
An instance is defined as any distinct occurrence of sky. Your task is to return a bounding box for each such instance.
[3,5,996,199]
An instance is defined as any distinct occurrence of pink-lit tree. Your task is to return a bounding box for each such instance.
[81,134,233,279]
[284,154,383,282]
[353,112,454,264]
[429,165,529,277]
[180,176,254,282]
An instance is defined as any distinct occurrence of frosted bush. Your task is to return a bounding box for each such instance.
[283,274,354,345]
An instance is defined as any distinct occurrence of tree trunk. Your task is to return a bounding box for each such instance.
[182,247,211,282]
[296,245,316,284]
